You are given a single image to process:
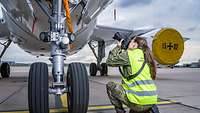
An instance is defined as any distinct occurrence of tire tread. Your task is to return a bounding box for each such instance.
[28,62,49,113]
[67,63,89,113]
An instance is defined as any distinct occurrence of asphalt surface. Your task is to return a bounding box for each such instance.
[0,66,200,113]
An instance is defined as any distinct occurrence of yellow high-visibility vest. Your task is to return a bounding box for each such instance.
[121,49,157,105]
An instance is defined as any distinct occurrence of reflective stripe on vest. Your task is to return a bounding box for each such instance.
[127,80,155,87]
[125,90,157,96]
[122,49,157,105]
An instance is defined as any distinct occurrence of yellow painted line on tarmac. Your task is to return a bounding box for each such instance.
[1,111,28,113]
[89,105,115,111]
[50,108,66,113]
[0,108,67,113]
[158,100,177,105]
[0,100,178,113]
[88,100,178,111]
[60,94,68,107]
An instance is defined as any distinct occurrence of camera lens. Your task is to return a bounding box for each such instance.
[113,32,122,41]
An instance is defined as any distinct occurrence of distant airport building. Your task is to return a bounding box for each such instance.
[1,61,15,65]
[189,60,200,68]
[190,63,199,68]
[199,60,200,67]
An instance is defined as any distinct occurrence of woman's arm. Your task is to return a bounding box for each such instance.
[106,46,130,67]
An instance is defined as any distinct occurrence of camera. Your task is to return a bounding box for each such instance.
[113,32,132,49]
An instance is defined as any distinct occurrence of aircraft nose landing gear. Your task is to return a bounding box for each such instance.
[28,0,89,113]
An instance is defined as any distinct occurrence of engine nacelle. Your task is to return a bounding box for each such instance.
[152,28,184,65]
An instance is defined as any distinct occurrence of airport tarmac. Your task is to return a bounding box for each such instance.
[0,66,200,113]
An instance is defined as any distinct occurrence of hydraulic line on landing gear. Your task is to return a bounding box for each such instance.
[63,0,76,49]
[63,0,74,34]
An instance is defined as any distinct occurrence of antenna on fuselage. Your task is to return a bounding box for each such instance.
[113,0,117,21]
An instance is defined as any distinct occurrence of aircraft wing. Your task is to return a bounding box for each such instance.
[90,25,155,46]
[183,37,190,41]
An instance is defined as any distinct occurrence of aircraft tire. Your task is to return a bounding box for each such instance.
[89,63,97,76]
[100,63,108,76]
[28,62,49,113]
[67,63,89,113]
[0,62,10,78]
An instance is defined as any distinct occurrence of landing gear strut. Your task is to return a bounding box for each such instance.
[0,39,11,78]
[88,40,108,76]
[28,1,89,113]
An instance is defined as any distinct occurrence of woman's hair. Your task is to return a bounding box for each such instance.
[134,37,156,80]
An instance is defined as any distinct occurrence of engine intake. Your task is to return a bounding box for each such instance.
[152,28,184,65]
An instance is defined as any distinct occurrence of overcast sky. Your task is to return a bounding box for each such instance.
[1,0,200,64]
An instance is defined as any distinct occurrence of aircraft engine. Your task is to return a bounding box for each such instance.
[152,28,184,65]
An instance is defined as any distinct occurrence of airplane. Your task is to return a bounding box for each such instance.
[0,0,186,113]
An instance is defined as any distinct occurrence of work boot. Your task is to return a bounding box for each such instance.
[129,109,144,113]
[129,109,150,113]
[129,109,135,113]
[150,105,160,113]
[115,108,126,113]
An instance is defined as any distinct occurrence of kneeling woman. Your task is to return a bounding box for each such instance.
[106,36,158,113]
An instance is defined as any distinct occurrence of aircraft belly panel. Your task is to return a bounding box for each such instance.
[6,10,51,55]
[69,19,96,54]
[0,1,51,56]
[0,0,98,57]
[0,3,9,39]
[31,0,49,38]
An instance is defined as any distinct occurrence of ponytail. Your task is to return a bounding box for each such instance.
[134,37,157,80]
[144,47,156,80]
